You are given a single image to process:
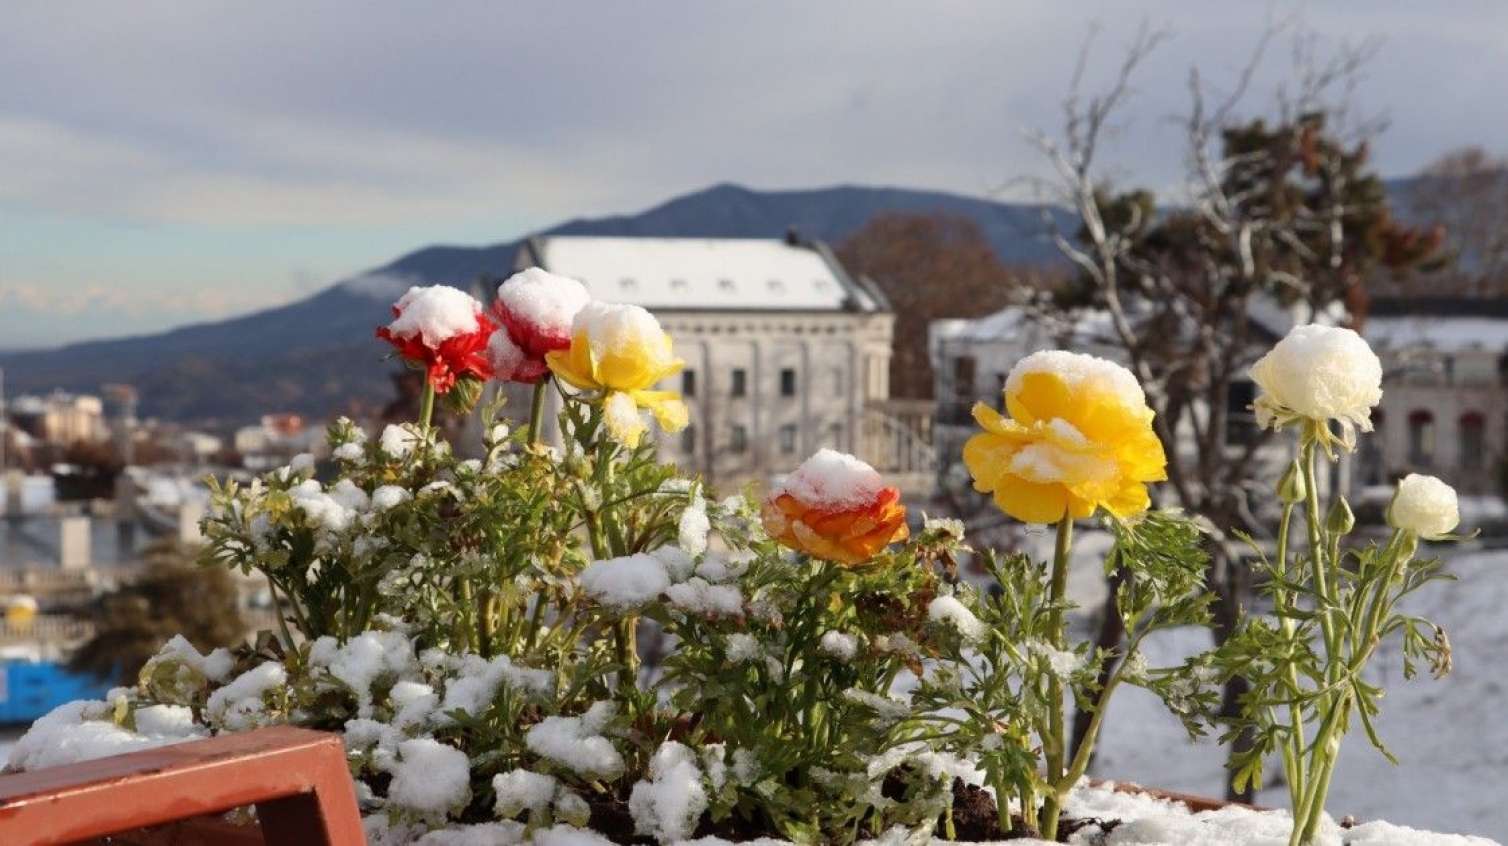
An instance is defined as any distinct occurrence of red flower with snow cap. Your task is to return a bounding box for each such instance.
[487,267,592,384]
[376,285,496,394]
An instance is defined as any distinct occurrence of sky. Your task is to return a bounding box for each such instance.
[3,1,1506,349]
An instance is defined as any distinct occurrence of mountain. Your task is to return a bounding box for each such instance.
[0,183,1069,424]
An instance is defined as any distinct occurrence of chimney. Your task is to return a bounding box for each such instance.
[785,226,802,247]
[59,516,91,571]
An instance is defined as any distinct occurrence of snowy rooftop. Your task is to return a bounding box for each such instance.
[517,235,885,313]
[1366,315,1508,353]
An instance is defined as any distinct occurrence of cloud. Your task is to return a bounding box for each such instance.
[339,272,421,302]
[3,0,1508,348]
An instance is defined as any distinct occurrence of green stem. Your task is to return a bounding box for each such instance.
[418,380,436,432]
[478,591,496,658]
[527,380,549,444]
[1041,515,1074,842]
[264,575,297,651]
[1273,502,1308,810]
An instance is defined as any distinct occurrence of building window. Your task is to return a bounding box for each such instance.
[1460,411,1485,469]
[780,368,797,397]
[779,424,798,454]
[730,368,747,398]
[1408,409,1435,466]
[682,370,696,397]
[828,422,844,448]
[681,424,697,455]
[730,424,748,453]
[952,356,976,399]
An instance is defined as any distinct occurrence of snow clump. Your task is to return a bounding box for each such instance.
[774,448,886,509]
[524,701,624,780]
[580,553,671,610]
[928,595,986,642]
[629,741,708,843]
[387,737,471,818]
[385,285,484,347]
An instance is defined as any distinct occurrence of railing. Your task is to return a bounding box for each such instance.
[0,614,95,647]
[859,399,939,497]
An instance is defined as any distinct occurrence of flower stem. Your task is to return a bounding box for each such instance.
[527,380,549,444]
[1273,502,1307,811]
[418,380,436,432]
[1041,514,1074,842]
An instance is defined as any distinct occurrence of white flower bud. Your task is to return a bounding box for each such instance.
[1249,325,1382,449]
[1388,473,1459,540]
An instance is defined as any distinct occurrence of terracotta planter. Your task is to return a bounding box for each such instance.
[80,814,265,846]
[86,781,1254,845]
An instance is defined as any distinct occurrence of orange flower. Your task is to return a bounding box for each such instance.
[761,449,909,566]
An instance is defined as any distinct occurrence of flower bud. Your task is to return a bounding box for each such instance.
[1388,474,1460,540]
[442,374,484,414]
[1325,497,1355,535]
[1278,460,1306,504]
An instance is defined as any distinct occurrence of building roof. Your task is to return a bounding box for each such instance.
[1366,315,1508,353]
[515,234,888,313]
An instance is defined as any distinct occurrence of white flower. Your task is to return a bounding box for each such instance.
[1389,473,1460,539]
[1249,324,1382,451]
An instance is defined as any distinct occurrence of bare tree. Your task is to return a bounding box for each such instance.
[838,213,1057,399]
[1024,21,1442,800]
[1394,146,1508,298]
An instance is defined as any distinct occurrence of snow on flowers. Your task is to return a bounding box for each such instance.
[488,268,591,384]
[1250,323,1383,452]
[377,285,497,394]
[963,350,1167,524]
[761,448,909,566]
[545,300,689,446]
[8,278,1483,846]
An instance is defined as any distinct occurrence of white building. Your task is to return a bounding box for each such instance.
[1363,298,1508,495]
[508,234,932,492]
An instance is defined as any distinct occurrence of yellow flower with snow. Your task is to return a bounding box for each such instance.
[545,301,689,446]
[963,350,1166,524]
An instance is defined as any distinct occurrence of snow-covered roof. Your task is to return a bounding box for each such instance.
[517,235,886,313]
[1366,315,1508,353]
[930,305,1115,345]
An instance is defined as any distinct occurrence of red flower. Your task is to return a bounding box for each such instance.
[487,268,591,384]
[376,285,496,394]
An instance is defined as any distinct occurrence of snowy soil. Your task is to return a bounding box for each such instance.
[1090,546,1508,843]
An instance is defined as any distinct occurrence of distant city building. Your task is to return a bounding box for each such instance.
[233,413,315,470]
[101,384,140,463]
[508,234,933,493]
[1363,298,1508,495]
[7,391,107,447]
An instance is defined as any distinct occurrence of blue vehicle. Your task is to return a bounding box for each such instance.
[0,659,114,725]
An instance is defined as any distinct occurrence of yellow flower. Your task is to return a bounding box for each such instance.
[545,301,689,445]
[963,351,1166,524]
